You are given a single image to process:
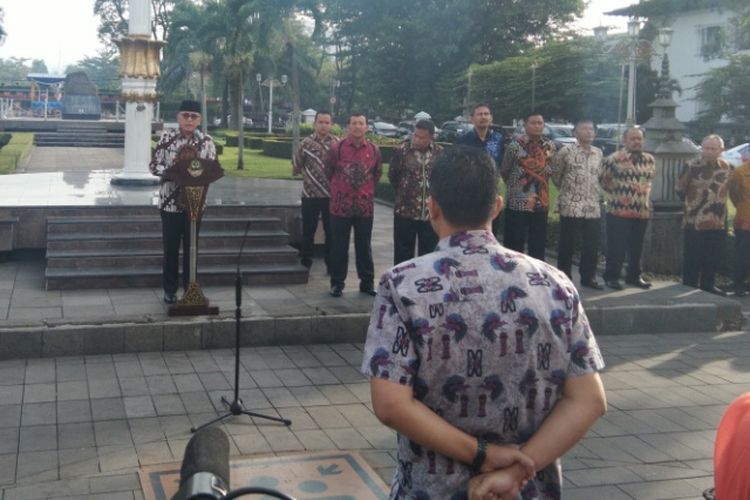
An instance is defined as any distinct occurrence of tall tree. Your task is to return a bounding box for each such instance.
[65,50,121,92]
[94,0,175,43]
[695,54,750,137]
[0,7,6,46]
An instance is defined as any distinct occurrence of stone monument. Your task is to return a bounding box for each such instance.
[61,72,102,120]
[111,0,164,185]
[642,51,699,274]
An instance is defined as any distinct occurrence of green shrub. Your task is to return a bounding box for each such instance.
[0,132,33,175]
[0,134,11,149]
[296,123,344,137]
[262,140,294,159]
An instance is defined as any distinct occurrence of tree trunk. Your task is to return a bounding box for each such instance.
[200,71,207,136]
[236,70,245,170]
[290,43,301,154]
[222,79,229,128]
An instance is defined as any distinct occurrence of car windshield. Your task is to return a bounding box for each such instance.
[548,125,573,137]
[374,122,397,130]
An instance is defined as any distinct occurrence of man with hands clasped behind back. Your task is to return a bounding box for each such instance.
[362,146,607,499]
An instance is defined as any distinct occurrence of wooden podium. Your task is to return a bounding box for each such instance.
[164,151,224,316]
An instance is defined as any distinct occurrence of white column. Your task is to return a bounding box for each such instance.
[113,78,157,184]
[112,0,159,185]
[129,0,150,36]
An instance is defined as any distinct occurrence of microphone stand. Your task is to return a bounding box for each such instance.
[191,221,292,433]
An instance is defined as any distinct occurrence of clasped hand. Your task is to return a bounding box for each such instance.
[469,444,535,500]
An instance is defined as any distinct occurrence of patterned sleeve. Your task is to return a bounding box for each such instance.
[149,132,170,176]
[566,291,605,377]
[728,168,744,206]
[598,156,614,192]
[360,272,419,386]
[499,144,515,182]
[388,147,403,189]
[373,144,383,183]
[549,146,567,187]
[204,137,217,161]
[292,139,304,176]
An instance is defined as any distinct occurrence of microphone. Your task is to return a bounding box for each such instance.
[174,427,230,500]
[236,221,251,307]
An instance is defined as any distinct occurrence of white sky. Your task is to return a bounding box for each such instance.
[0,0,635,74]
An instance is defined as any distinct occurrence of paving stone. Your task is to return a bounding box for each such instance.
[138,354,169,376]
[619,478,706,500]
[97,444,139,472]
[56,362,87,382]
[249,369,284,388]
[16,449,58,483]
[198,371,230,390]
[146,374,177,395]
[58,447,99,478]
[94,419,132,446]
[88,377,121,399]
[0,384,23,405]
[288,386,329,406]
[317,384,360,404]
[152,394,186,416]
[329,365,367,384]
[180,391,214,413]
[91,397,126,421]
[261,387,299,408]
[293,429,337,451]
[128,417,165,444]
[335,403,381,427]
[119,377,150,397]
[565,465,642,487]
[57,380,89,401]
[259,427,304,452]
[172,373,202,393]
[323,427,372,449]
[58,422,96,450]
[25,361,56,384]
[19,425,57,452]
[22,401,57,426]
[274,368,312,387]
[564,485,634,500]
[231,429,272,455]
[0,453,16,485]
[56,399,91,424]
[123,395,157,419]
[135,440,174,465]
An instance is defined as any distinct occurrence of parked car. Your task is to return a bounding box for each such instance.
[722,143,750,168]
[213,115,253,126]
[369,121,401,138]
[437,121,473,143]
[513,122,576,148]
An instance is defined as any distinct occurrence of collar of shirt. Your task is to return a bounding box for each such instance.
[312,132,335,145]
[436,229,496,252]
[470,128,500,144]
[342,136,370,149]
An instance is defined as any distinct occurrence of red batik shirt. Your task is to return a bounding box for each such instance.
[325,137,382,217]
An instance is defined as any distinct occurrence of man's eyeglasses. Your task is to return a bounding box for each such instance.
[180,112,201,121]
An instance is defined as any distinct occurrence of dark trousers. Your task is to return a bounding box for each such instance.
[300,197,331,268]
[683,229,724,289]
[160,210,193,295]
[393,215,439,265]
[735,229,750,287]
[329,215,374,288]
[557,216,600,283]
[504,209,548,261]
[603,214,648,282]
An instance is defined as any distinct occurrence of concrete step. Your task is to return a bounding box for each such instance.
[45,263,309,289]
[46,245,299,269]
[47,216,283,234]
[46,229,291,252]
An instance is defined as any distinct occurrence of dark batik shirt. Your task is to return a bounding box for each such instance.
[149,128,217,213]
[361,230,605,500]
[389,140,443,221]
[676,157,730,230]
[501,135,557,213]
[325,137,383,217]
[292,132,338,198]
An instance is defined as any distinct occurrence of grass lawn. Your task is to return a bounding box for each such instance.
[0,132,34,175]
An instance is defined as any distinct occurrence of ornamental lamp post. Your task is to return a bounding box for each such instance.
[260,75,287,134]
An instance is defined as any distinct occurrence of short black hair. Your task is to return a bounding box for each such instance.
[574,118,596,131]
[314,110,332,122]
[349,112,367,124]
[415,119,435,135]
[472,103,491,115]
[430,145,497,228]
[524,110,543,122]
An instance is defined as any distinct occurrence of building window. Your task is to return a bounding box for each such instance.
[700,25,725,60]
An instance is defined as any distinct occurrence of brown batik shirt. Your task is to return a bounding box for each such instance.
[676,157,730,230]
[292,132,338,198]
[388,140,443,221]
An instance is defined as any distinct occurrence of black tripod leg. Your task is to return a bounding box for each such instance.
[190,411,234,433]
[241,410,292,426]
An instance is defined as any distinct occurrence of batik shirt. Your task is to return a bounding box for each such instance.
[388,140,443,221]
[551,143,603,219]
[361,230,605,500]
[599,149,655,219]
[501,135,557,212]
[325,137,383,217]
[292,132,338,198]
[728,163,750,231]
[676,157,730,230]
[149,128,217,213]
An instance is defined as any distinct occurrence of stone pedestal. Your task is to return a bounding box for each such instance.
[112,78,158,185]
[643,210,683,275]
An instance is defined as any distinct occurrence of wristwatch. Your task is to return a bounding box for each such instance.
[470,436,487,474]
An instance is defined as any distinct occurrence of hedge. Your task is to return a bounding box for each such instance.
[262,139,294,159]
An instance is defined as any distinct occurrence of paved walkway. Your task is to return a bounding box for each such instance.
[18,147,124,173]
[0,330,747,499]
[0,146,747,499]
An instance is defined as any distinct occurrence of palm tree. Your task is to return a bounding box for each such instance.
[0,8,7,45]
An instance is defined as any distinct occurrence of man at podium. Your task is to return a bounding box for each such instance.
[149,100,218,304]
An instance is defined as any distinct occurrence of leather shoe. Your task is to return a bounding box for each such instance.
[300,258,313,269]
[581,280,604,290]
[605,280,623,290]
[626,277,652,289]
[701,286,727,297]
[163,293,177,304]
[329,285,343,298]
[359,283,377,296]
